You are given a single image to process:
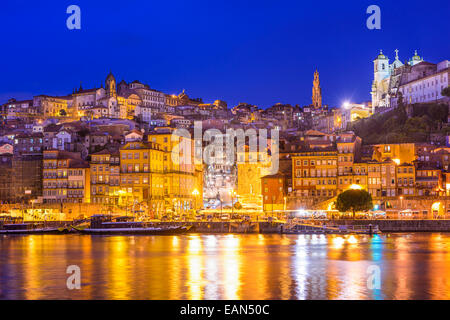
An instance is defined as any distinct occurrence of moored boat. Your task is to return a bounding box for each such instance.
[76,215,192,235]
[0,222,61,235]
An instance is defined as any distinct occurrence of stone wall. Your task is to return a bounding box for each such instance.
[332,219,450,232]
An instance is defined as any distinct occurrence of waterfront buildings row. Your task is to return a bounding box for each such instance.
[0,54,449,217]
[258,130,450,216]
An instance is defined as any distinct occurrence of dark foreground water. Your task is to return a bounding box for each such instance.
[1,233,450,299]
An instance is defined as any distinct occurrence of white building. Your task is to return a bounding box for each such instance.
[372,50,450,111]
[393,60,449,106]
[371,49,407,112]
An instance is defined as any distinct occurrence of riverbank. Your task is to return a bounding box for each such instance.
[330,219,450,232]
[5,220,450,234]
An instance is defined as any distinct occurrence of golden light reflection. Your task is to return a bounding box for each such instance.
[108,237,131,299]
[222,235,240,299]
[24,236,41,299]
[172,235,179,248]
[294,235,308,299]
[187,235,204,299]
[348,235,358,244]
[331,236,345,249]
[6,234,450,299]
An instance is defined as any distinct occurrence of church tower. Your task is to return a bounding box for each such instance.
[409,50,423,66]
[312,69,322,108]
[371,50,390,111]
[105,72,117,98]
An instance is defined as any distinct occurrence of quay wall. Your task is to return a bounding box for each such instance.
[329,220,450,232]
[156,222,283,234]
[166,221,450,233]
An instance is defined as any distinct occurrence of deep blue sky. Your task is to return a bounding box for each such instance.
[0,0,449,108]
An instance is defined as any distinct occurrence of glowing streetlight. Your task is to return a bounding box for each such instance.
[349,184,363,190]
[192,189,199,211]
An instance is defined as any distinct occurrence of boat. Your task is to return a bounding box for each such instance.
[75,215,192,235]
[0,222,61,235]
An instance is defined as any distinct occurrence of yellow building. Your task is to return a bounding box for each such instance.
[337,133,362,191]
[90,147,121,205]
[373,143,416,164]
[292,148,338,199]
[352,162,368,189]
[43,150,90,204]
[119,141,165,216]
[147,131,202,214]
[38,95,70,118]
[397,163,415,196]
[237,149,273,208]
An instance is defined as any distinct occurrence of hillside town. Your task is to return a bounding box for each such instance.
[1,50,449,220]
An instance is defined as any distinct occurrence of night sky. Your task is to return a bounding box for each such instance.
[0,0,449,108]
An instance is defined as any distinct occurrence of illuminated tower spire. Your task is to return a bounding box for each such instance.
[312,69,322,108]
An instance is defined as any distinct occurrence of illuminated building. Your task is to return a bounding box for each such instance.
[396,163,415,196]
[312,69,322,108]
[372,143,417,164]
[42,150,90,203]
[292,147,338,202]
[34,95,72,118]
[261,173,287,212]
[90,146,121,205]
[367,159,397,198]
[415,166,443,196]
[237,148,273,209]
[147,131,202,214]
[337,132,362,191]
[119,141,165,216]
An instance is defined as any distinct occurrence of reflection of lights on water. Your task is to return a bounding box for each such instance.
[296,235,307,245]
[172,236,179,248]
[204,235,217,248]
[294,235,308,299]
[188,235,202,253]
[347,235,358,244]
[224,234,239,249]
[332,236,345,248]
[188,253,203,299]
[204,256,219,299]
[187,235,204,299]
[258,234,265,244]
[223,235,240,299]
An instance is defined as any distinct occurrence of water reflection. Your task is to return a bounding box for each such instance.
[2,233,450,299]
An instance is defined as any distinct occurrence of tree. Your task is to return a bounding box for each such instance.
[59,109,67,117]
[442,86,450,98]
[336,189,373,218]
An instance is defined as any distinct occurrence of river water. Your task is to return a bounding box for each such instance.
[1,233,450,300]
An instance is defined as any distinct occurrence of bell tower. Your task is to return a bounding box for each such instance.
[105,71,117,98]
[312,69,322,108]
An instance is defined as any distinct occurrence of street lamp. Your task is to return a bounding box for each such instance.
[192,189,199,213]
[229,189,237,217]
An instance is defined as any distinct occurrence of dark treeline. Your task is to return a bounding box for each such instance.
[349,103,449,145]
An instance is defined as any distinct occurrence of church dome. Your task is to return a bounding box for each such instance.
[377,50,387,59]
[411,50,422,61]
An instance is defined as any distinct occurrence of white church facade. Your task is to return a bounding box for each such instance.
[371,50,449,112]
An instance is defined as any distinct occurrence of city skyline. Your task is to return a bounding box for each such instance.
[2,0,450,305]
[1,0,449,108]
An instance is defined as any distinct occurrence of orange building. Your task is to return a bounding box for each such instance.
[261,173,287,212]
